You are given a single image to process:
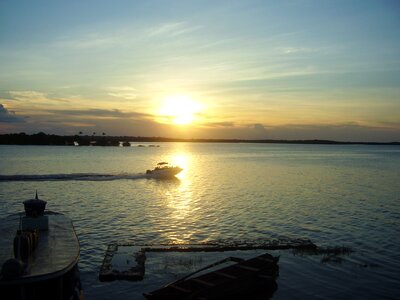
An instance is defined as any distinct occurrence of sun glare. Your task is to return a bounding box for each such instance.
[159,95,202,125]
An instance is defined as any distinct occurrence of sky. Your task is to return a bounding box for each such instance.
[0,0,399,142]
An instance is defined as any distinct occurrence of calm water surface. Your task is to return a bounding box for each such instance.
[1,143,399,299]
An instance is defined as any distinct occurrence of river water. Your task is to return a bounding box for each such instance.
[0,143,399,299]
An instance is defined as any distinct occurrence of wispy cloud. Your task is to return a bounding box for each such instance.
[54,33,118,49]
[277,46,320,55]
[44,108,151,120]
[9,91,48,102]
[148,22,202,37]
[5,91,76,115]
[8,91,71,105]
[107,86,138,100]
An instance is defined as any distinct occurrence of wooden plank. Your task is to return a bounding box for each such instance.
[214,271,237,279]
[257,256,276,263]
[234,264,260,272]
[192,278,216,287]
[169,284,192,293]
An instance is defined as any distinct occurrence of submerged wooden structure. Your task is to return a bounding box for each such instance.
[99,244,146,282]
[0,194,82,300]
[99,238,315,282]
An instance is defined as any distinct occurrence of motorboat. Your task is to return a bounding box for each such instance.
[0,192,83,300]
[146,162,183,178]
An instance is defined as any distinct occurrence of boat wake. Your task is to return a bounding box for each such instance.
[0,173,148,182]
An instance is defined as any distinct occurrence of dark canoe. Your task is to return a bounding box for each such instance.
[0,212,82,300]
[143,252,279,300]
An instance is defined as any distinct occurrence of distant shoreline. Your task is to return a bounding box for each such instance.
[0,132,399,146]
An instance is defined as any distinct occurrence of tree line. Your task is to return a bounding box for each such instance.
[0,132,398,146]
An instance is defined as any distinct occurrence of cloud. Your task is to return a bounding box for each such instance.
[54,33,118,49]
[277,47,319,55]
[206,121,235,128]
[0,104,25,123]
[8,90,71,106]
[148,22,201,37]
[0,106,158,135]
[183,121,399,142]
[253,123,267,134]
[258,123,400,142]
[44,108,151,120]
[107,86,137,100]
[2,89,398,142]
[9,91,48,101]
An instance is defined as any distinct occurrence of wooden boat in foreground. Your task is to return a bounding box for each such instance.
[0,193,82,300]
[144,252,279,300]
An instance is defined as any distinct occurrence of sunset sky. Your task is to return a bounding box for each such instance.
[1,0,399,141]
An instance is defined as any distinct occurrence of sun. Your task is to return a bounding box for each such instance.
[159,95,202,125]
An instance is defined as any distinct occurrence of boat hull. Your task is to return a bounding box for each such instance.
[143,253,279,300]
[0,212,82,300]
[1,264,83,300]
[146,167,182,178]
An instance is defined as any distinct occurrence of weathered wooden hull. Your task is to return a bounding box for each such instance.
[143,253,279,300]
